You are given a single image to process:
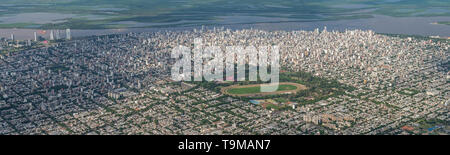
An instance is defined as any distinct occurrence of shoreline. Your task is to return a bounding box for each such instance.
[2,14,450,40]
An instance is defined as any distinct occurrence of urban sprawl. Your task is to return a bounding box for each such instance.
[0,27,448,135]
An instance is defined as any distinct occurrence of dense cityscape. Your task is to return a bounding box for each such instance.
[0,27,448,135]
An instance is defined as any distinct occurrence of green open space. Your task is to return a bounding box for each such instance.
[227,84,297,95]
[437,21,450,25]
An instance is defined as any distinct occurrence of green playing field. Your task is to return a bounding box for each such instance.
[227,84,297,95]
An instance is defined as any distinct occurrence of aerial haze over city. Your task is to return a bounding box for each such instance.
[0,0,448,136]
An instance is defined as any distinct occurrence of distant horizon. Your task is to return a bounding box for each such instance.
[1,14,450,41]
[0,0,449,38]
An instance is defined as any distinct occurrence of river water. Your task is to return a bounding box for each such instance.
[1,15,449,40]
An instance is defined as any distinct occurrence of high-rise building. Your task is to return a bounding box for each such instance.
[50,30,54,40]
[66,28,71,40]
[10,34,14,41]
[34,32,37,42]
[55,30,60,40]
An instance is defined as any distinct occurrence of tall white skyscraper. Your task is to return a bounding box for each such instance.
[66,28,71,40]
[10,34,14,41]
[34,32,37,42]
[50,30,54,40]
[55,30,60,40]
